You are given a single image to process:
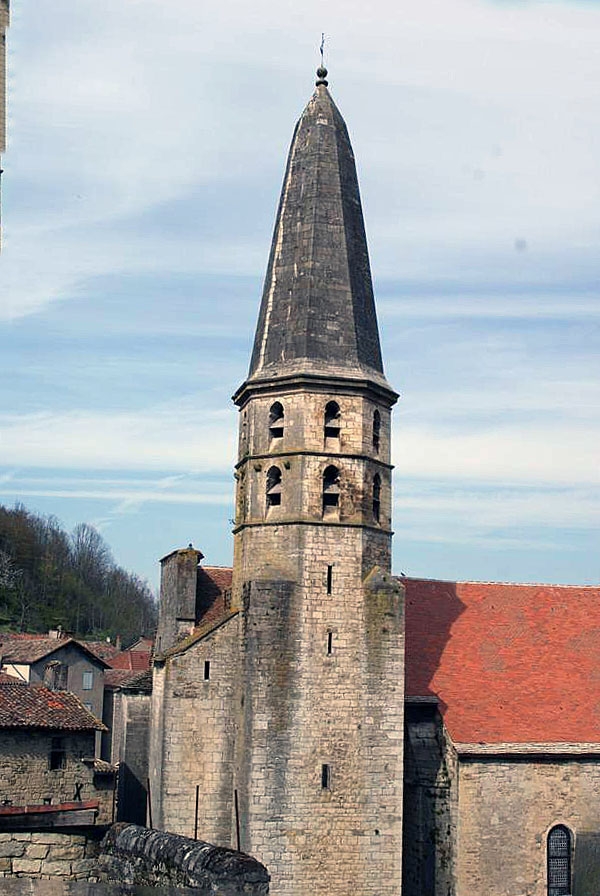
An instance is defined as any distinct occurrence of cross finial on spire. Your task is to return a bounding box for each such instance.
[316,33,328,86]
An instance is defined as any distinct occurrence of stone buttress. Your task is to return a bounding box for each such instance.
[231,68,405,896]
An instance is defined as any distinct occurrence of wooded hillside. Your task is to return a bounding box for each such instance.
[0,503,157,641]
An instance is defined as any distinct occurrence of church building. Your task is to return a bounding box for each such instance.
[147,67,600,896]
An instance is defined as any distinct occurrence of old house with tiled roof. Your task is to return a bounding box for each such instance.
[0,633,109,750]
[0,677,113,828]
[144,68,599,896]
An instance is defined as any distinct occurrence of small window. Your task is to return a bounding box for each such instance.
[204,660,211,681]
[44,661,68,691]
[49,737,66,771]
[82,671,93,690]
[266,466,282,509]
[324,401,341,443]
[322,466,340,519]
[548,825,572,896]
[321,764,331,789]
[373,410,381,453]
[373,474,381,523]
[269,402,284,441]
[326,565,333,595]
[83,702,93,712]
[327,632,333,655]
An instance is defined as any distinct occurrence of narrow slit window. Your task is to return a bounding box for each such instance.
[327,631,333,655]
[324,401,341,442]
[269,402,284,441]
[548,825,572,896]
[266,466,282,509]
[321,764,331,790]
[204,660,211,681]
[373,474,381,523]
[326,565,333,594]
[373,409,381,453]
[322,466,340,519]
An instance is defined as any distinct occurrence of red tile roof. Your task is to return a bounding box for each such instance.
[109,649,151,672]
[201,566,232,592]
[404,577,600,745]
[83,640,123,662]
[0,636,110,667]
[0,680,105,731]
[104,668,142,689]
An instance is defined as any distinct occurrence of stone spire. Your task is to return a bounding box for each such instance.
[247,69,390,390]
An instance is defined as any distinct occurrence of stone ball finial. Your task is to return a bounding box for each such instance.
[316,66,329,87]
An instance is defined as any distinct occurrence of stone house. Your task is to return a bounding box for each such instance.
[0,632,109,727]
[143,67,600,896]
[0,675,113,826]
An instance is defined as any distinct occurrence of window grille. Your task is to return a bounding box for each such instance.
[82,670,93,690]
[548,825,572,896]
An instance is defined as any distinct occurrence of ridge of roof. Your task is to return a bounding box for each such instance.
[397,575,600,589]
[0,636,112,667]
[157,609,239,661]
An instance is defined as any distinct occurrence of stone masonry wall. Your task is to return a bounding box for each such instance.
[235,389,392,542]
[98,823,269,895]
[149,615,240,845]
[0,732,112,823]
[0,831,104,880]
[402,704,458,896]
[457,755,600,896]
[233,525,404,896]
[112,691,150,825]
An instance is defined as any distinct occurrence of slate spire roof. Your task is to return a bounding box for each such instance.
[247,70,392,391]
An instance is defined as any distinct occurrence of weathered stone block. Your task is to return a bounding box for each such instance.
[40,860,72,876]
[25,844,49,860]
[46,844,83,861]
[0,843,25,858]
[12,858,41,874]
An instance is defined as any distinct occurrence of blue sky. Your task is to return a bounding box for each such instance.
[1,0,599,590]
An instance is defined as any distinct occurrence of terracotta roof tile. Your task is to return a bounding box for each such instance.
[0,680,105,731]
[109,649,151,672]
[404,577,600,744]
[104,669,141,689]
[0,636,110,667]
[83,640,122,662]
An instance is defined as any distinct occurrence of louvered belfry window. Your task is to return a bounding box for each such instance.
[548,825,572,896]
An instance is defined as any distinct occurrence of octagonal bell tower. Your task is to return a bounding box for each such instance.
[231,67,405,896]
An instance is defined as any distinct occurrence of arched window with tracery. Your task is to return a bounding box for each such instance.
[548,825,572,896]
[372,473,381,523]
[322,465,340,519]
[324,401,341,445]
[372,409,381,453]
[266,466,282,511]
[269,402,284,443]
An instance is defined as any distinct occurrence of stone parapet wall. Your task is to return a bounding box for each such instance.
[98,823,269,895]
[0,831,104,880]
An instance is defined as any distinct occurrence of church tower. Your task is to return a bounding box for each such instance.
[231,67,405,896]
